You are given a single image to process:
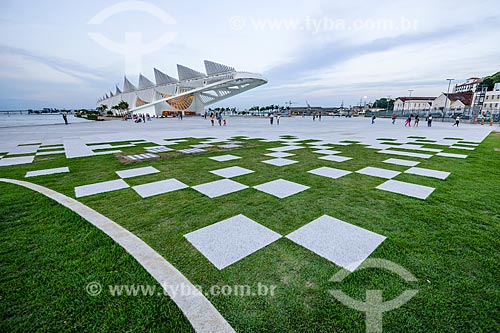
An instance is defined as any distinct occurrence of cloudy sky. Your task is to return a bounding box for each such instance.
[0,0,499,110]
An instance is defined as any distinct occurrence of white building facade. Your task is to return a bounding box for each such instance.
[482,83,500,115]
[394,97,435,113]
[453,77,483,93]
[431,91,474,116]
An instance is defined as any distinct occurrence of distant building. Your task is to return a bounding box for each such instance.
[393,97,435,113]
[453,77,483,93]
[431,91,474,115]
[482,82,500,115]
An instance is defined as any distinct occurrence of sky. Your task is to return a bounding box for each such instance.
[0,0,499,110]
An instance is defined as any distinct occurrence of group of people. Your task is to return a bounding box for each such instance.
[386,114,434,127]
[131,113,151,123]
[207,112,226,126]
[268,113,281,125]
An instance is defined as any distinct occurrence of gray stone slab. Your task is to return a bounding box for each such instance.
[309,145,332,150]
[38,146,64,151]
[25,167,69,178]
[404,167,450,180]
[319,155,352,162]
[376,179,435,199]
[218,144,242,149]
[382,158,420,167]
[0,156,34,166]
[64,138,94,158]
[262,158,298,167]
[313,149,342,155]
[267,145,303,152]
[265,152,295,158]
[356,167,400,179]
[436,152,468,159]
[36,150,65,156]
[184,214,282,269]
[286,215,386,271]
[94,150,121,156]
[192,179,248,198]
[145,146,174,153]
[209,154,241,162]
[378,150,432,159]
[90,144,114,150]
[449,146,475,151]
[75,179,129,198]
[308,167,351,179]
[253,179,309,198]
[8,145,39,155]
[116,166,160,179]
[210,166,254,178]
[178,148,207,154]
[132,179,188,198]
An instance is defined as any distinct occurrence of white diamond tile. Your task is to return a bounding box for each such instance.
[116,166,160,178]
[192,179,248,198]
[184,214,281,269]
[253,179,309,198]
[286,215,386,271]
[132,179,188,198]
[210,166,254,178]
[356,167,400,179]
[308,167,351,179]
[376,180,435,199]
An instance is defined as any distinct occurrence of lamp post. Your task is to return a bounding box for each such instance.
[408,89,413,116]
[386,95,391,115]
[442,78,454,122]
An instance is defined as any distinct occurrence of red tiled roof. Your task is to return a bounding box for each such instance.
[444,91,474,106]
[397,97,436,102]
[456,77,483,87]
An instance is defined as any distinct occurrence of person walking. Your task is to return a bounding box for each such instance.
[371,114,376,124]
[453,115,460,127]
[277,114,281,125]
[217,112,222,126]
[391,114,396,124]
[318,113,322,121]
[210,112,215,126]
[269,113,274,125]
[62,112,68,125]
[427,115,433,127]
[414,115,419,127]
[404,114,412,127]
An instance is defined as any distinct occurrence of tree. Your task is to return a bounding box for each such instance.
[480,71,500,91]
[96,104,108,115]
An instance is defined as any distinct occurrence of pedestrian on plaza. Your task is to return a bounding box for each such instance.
[427,115,433,127]
[269,113,274,125]
[391,114,396,124]
[414,115,419,127]
[210,112,215,126]
[453,115,460,127]
[371,114,376,124]
[277,114,281,125]
[404,114,412,127]
[313,113,316,121]
[62,112,68,125]
[318,113,322,121]
[217,113,222,126]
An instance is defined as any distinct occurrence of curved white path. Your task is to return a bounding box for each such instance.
[0,178,235,333]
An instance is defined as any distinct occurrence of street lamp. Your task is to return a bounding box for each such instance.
[386,95,391,114]
[408,89,413,115]
[442,78,454,122]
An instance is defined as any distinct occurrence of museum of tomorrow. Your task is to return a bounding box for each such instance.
[97,60,267,116]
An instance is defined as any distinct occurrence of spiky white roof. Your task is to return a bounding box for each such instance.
[204,60,235,75]
[177,64,205,81]
[123,76,137,93]
[138,74,155,89]
[154,68,178,85]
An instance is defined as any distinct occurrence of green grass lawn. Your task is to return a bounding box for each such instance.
[1,133,499,332]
